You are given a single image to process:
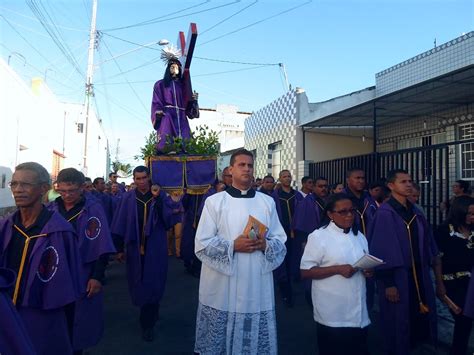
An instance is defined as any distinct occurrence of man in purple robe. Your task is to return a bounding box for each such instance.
[0,267,35,355]
[48,168,116,353]
[0,162,82,355]
[369,169,440,355]
[181,192,205,277]
[151,57,199,152]
[272,169,297,307]
[91,177,114,225]
[111,166,178,342]
[258,175,275,196]
[343,167,378,237]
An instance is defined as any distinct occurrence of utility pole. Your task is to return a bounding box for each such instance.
[83,0,98,174]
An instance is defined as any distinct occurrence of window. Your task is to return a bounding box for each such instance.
[269,142,282,178]
[459,123,474,179]
[52,150,65,181]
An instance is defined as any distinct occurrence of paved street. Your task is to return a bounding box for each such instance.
[89,257,473,355]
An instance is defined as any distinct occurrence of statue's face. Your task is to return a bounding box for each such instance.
[170,63,179,77]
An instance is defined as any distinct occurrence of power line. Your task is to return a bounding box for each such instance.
[101,1,239,32]
[101,38,149,113]
[199,0,312,46]
[194,55,279,66]
[193,65,270,77]
[26,0,85,78]
[0,5,88,32]
[200,0,258,36]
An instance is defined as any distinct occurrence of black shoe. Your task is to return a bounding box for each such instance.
[142,328,154,342]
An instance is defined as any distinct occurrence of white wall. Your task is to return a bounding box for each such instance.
[189,104,248,153]
[0,59,109,208]
[304,132,374,162]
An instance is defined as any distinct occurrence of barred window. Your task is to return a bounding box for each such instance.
[459,123,474,179]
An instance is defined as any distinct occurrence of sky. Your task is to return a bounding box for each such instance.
[1,0,473,165]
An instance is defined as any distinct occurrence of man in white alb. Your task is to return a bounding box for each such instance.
[194,148,287,355]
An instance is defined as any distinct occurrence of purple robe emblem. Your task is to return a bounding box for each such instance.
[36,246,59,283]
[85,216,101,240]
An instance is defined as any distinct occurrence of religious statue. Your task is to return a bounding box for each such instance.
[151,25,199,153]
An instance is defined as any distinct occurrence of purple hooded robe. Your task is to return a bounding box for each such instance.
[0,267,35,355]
[0,211,82,355]
[111,190,176,306]
[49,195,116,350]
[369,202,438,355]
[151,78,199,151]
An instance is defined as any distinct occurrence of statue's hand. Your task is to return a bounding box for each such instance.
[155,110,164,118]
[192,91,199,101]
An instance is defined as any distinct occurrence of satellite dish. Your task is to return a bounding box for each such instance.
[158,39,170,46]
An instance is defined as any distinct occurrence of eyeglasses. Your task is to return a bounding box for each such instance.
[57,188,81,196]
[9,181,40,189]
[332,208,356,216]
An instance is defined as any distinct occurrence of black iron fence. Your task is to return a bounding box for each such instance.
[309,139,474,227]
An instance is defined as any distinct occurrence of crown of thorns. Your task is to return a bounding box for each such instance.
[160,45,181,64]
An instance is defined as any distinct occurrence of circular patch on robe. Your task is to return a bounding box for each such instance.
[85,217,101,240]
[37,246,59,283]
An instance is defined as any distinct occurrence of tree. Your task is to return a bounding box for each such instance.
[111,160,133,177]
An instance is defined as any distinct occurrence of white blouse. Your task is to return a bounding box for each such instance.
[300,221,371,328]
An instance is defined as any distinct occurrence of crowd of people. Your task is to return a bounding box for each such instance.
[1,148,473,355]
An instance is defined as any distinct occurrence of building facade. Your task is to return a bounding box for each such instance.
[0,59,109,210]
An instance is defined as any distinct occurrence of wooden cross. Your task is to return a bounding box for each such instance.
[177,23,198,108]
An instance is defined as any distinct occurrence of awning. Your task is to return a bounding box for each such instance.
[302,65,474,128]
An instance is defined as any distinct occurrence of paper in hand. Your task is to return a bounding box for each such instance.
[243,215,268,240]
[353,254,385,269]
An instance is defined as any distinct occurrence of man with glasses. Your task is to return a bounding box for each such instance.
[49,168,115,354]
[0,162,82,354]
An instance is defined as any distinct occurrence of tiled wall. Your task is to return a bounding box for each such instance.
[376,32,473,97]
[245,90,298,181]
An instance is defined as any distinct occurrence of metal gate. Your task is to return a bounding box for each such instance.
[308,140,473,226]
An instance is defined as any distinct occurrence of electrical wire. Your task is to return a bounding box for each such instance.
[199,0,312,46]
[101,1,239,32]
[0,5,88,32]
[200,0,258,36]
[194,55,279,66]
[26,0,85,78]
[101,38,149,113]
[193,65,269,77]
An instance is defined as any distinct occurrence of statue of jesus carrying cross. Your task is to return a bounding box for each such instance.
[151,23,199,153]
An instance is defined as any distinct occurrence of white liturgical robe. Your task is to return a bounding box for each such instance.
[194,186,287,355]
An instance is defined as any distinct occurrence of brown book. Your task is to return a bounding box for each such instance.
[243,215,268,240]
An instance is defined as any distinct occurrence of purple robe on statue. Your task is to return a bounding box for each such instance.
[0,267,35,355]
[111,190,174,306]
[49,195,115,351]
[0,211,82,355]
[464,266,474,319]
[151,79,199,150]
[369,203,438,355]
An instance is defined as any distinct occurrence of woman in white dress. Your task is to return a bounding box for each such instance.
[300,193,372,355]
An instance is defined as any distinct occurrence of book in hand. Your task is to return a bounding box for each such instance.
[243,215,268,240]
[352,254,385,269]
